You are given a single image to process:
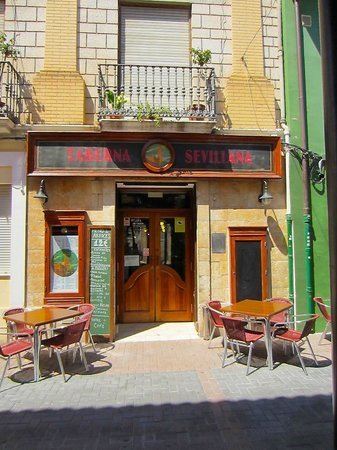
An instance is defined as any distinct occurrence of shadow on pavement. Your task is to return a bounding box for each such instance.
[0,394,333,449]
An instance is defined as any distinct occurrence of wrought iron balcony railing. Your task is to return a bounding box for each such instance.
[0,61,21,123]
[98,63,216,122]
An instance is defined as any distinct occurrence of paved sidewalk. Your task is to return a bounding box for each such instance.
[0,326,333,450]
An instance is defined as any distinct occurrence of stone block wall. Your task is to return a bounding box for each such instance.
[27,177,288,321]
[26,177,116,307]
[196,178,288,307]
[4,0,281,128]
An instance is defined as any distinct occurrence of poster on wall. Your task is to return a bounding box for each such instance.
[50,235,79,292]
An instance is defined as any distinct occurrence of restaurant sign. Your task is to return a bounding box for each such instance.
[35,140,276,173]
[28,135,281,176]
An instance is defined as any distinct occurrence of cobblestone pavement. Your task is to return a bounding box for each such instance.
[0,328,333,450]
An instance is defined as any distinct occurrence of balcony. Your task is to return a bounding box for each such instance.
[98,63,216,129]
[0,61,21,131]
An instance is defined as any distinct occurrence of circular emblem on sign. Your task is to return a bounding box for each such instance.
[52,249,78,277]
[141,140,175,173]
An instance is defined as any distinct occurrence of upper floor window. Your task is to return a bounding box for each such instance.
[120,5,190,67]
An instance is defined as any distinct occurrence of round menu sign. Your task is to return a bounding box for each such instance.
[141,140,175,172]
[52,249,78,277]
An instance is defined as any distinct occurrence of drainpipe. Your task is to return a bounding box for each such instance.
[278,2,295,307]
[281,121,295,306]
[294,0,314,314]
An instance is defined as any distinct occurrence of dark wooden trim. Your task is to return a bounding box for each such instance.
[229,227,268,303]
[44,210,86,305]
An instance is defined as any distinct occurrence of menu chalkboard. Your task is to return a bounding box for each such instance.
[88,227,112,335]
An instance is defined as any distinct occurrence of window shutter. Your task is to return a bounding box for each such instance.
[120,6,190,109]
[120,6,190,66]
[0,185,12,275]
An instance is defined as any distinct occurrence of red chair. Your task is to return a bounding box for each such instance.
[75,304,97,353]
[3,307,34,339]
[41,318,89,382]
[263,297,293,327]
[0,332,33,389]
[52,304,97,353]
[313,297,331,345]
[220,316,266,375]
[273,314,319,375]
[207,301,225,348]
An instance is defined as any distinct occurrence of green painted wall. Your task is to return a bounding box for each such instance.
[282,0,329,330]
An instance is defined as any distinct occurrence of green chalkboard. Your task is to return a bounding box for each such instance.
[88,227,112,335]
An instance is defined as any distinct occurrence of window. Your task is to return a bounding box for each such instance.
[119,5,190,109]
[0,184,11,275]
[44,211,86,306]
[120,6,190,67]
[229,227,268,302]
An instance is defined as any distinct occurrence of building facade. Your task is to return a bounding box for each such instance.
[0,0,26,319]
[282,0,329,331]
[1,0,288,339]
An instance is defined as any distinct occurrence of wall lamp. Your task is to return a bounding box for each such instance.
[258,180,273,206]
[34,179,48,204]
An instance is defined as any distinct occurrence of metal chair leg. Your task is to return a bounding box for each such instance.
[208,326,216,348]
[222,339,229,367]
[319,322,331,345]
[306,337,318,366]
[293,343,308,375]
[55,350,67,382]
[88,331,97,353]
[78,342,89,372]
[16,354,22,370]
[0,358,10,389]
[246,342,253,376]
[72,344,79,363]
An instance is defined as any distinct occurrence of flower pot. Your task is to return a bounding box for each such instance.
[189,104,205,121]
[109,115,124,120]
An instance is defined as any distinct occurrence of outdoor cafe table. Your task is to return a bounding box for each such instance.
[220,299,292,370]
[4,307,82,382]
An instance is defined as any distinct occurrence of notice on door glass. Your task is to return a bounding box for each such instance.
[174,217,185,233]
[124,255,140,267]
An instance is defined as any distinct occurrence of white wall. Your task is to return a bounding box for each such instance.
[1,151,26,307]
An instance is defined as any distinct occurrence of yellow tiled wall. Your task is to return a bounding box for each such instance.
[224,0,277,129]
[32,0,85,124]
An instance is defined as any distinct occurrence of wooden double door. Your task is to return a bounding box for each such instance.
[117,210,193,322]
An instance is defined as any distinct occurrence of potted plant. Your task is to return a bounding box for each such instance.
[190,48,212,120]
[136,103,172,127]
[0,33,19,61]
[191,47,212,67]
[0,33,19,111]
[105,89,127,119]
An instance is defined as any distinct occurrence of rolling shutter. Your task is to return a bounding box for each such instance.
[120,6,190,109]
[120,6,190,66]
[0,184,11,275]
